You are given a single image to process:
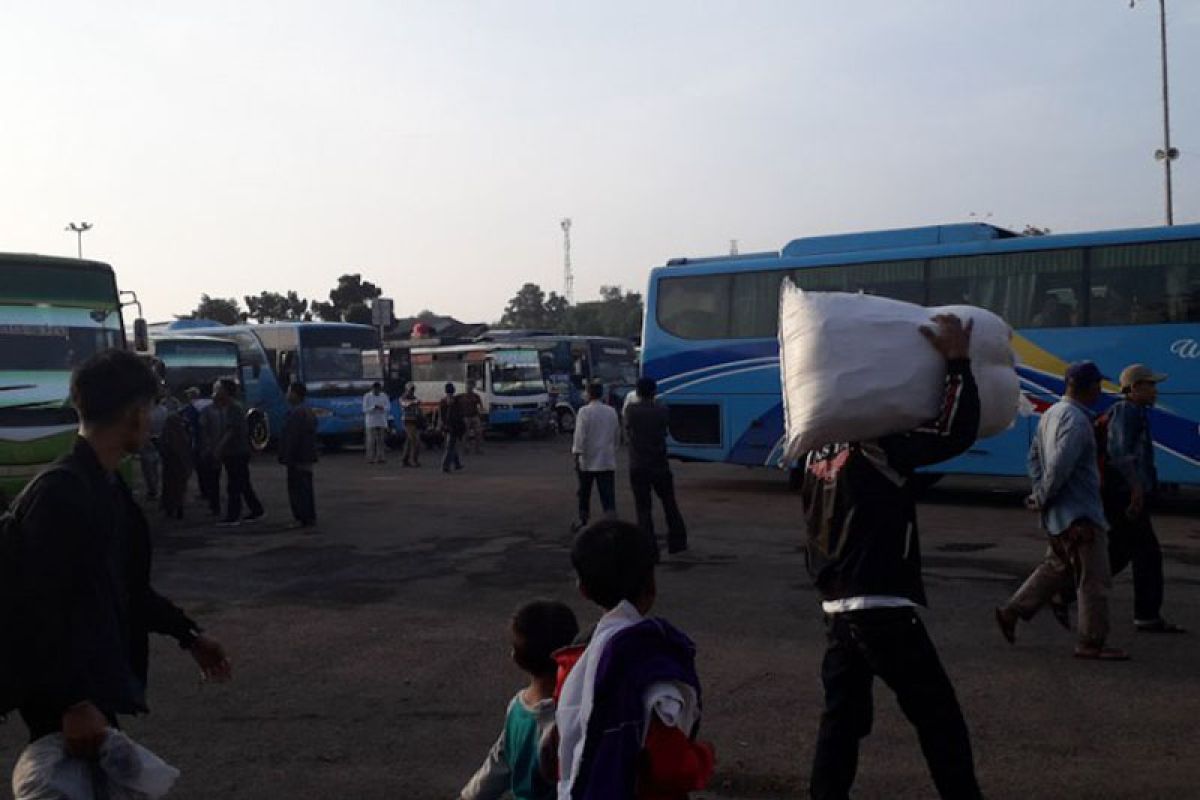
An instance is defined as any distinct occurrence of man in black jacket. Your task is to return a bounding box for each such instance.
[800,315,983,800]
[624,377,688,556]
[12,349,231,755]
[279,381,319,528]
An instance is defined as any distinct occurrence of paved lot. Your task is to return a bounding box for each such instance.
[3,437,1199,799]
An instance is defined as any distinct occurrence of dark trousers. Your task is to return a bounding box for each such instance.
[287,465,316,524]
[197,455,221,514]
[222,455,263,521]
[1104,490,1165,622]
[442,432,463,471]
[630,466,687,551]
[577,470,615,523]
[811,608,981,800]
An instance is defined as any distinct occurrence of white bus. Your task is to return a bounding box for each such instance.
[410,344,552,436]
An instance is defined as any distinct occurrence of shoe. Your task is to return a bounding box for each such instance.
[243,512,265,524]
[1135,618,1186,633]
[216,519,241,528]
[995,607,1017,645]
[1074,644,1131,661]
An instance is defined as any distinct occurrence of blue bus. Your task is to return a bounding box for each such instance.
[166,320,383,449]
[642,223,1200,485]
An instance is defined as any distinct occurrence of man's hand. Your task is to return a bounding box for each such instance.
[189,635,233,683]
[62,701,109,758]
[920,314,974,361]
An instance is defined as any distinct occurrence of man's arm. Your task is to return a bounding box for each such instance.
[1030,411,1090,509]
[1106,402,1142,491]
[572,406,588,457]
[459,725,510,800]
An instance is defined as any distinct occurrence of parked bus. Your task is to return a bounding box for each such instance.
[483,333,639,431]
[643,222,1200,485]
[1,254,126,505]
[147,335,241,401]
[410,343,552,436]
[168,321,383,449]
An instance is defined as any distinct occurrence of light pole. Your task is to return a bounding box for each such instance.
[1133,0,1179,225]
[65,221,93,258]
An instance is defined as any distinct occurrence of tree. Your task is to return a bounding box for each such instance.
[310,301,341,322]
[244,290,312,323]
[329,274,382,315]
[500,283,551,329]
[345,302,373,326]
[193,294,243,325]
[1022,225,1052,236]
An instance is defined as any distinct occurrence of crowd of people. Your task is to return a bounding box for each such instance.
[0,317,1187,799]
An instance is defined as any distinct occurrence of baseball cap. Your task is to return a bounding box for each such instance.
[1119,364,1168,391]
[1064,361,1104,388]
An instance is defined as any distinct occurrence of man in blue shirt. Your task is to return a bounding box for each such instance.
[996,361,1128,660]
[1103,364,1184,634]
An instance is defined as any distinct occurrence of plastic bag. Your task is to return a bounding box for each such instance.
[12,730,180,800]
[778,283,1020,461]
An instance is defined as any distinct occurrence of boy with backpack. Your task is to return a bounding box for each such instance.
[554,520,715,799]
[460,600,580,800]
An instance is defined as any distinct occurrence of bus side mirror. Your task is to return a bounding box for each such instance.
[133,318,149,352]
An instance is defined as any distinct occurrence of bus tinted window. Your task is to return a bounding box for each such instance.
[794,260,924,304]
[730,272,785,338]
[1089,240,1200,325]
[928,249,1084,328]
[657,274,731,339]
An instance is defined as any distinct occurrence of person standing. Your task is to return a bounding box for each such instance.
[1103,364,1184,633]
[213,378,264,528]
[799,315,984,800]
[440,382,465,473]
[461,379,485,456]
[400,383,424,468]
[139,393,167,500]
[158,397,194,520]
[363,382,390,465]
[197,390,224,516]
[7,350,231,752]
[624,377,688,556]
[571,383,620,532]
[279,381,318,528]
[995,361,1128,660]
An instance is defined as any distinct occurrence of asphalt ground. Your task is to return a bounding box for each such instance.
[3,436,1199,799]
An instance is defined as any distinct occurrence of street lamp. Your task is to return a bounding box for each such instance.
[1132,0,1179,225]
[65,221,93,258]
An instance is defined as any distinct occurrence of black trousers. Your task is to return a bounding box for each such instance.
[630,466,687,550]
[196,455,222,514]
[286,466,316,525]
[576,470,615,523]
[1104,489,1165,622]
[222,455,263,522]
[811,608,981,800]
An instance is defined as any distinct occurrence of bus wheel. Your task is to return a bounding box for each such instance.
[248,410,270,452]
[556,408,576,434]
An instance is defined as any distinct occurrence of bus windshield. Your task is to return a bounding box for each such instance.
[1,316,122,372]
[491,349,545,396]
[590,341,638,386]
[153,339,239,399]
[299,327,381,384]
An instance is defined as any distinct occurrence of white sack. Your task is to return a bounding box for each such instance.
[778,282,1019,462]
[13,731,180,800]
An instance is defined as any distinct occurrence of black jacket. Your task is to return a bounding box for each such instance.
[623,400,671,472]
[279,404,319,466]
[800,359,981,606]
[14,438,196,717]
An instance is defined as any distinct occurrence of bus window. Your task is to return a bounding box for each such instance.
[928,249,1083,328]
[731,272,785,338]
[1089,240,1200,325]
[794,261,924,305]
[657,274,731,339]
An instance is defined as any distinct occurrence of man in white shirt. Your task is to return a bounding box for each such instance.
[571,383,620,532]
[362,382,390,464]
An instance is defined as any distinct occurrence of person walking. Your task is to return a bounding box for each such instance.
[798,315,984,800]
[6,350,231,753]
[624,377,688,556]
[138,393,167,500]
[1103,364,1184,633]
[279,381,318,528]
[571,383,619,532]
[995,361,1128,660]
[213,378,265,528]
[461,380,485,456]
[197,389,224,516]
[400,383,424,468]
[158,397,194,520]
[363,382,390,464]
[440,383,465,473]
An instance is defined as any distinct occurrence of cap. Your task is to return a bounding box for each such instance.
[1119,364,1168,391]
[1064,361,1104,388]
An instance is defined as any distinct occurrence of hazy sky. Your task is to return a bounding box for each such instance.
[3,1,1198,323]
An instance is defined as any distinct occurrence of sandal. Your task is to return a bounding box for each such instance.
[1135,619,1186,634]
[1073,645,1130,661]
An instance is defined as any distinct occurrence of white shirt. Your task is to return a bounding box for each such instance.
[572,400,620,472]
[362,391,389,428]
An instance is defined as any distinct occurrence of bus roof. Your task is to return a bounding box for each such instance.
[658,222,1200,276]
[411,342,539,356]
[169,321,376,334]
[0,253,114,273]
[150,333,237,346]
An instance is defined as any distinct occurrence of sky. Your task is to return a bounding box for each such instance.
[2,1,1199,324]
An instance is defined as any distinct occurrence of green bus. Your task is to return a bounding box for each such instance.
[0,254,126,506]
